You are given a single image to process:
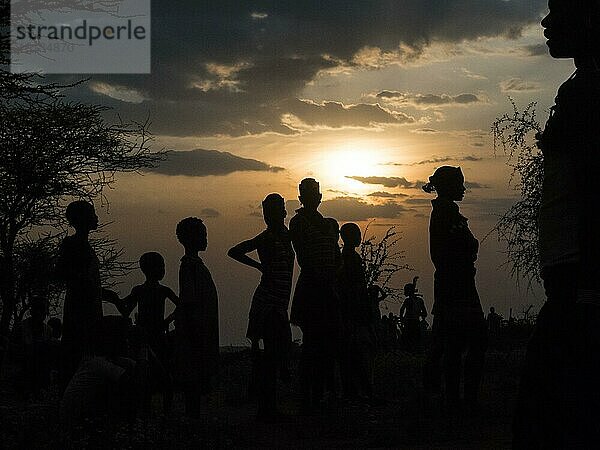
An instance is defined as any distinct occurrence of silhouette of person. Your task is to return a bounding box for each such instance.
[513,2,600,447]
[48,317,62,340]
[59,316,140,431]
[108,251,179,413]
[110,252,178,366]
[228,193,294,420]
[55,201,106,392]
[289,178,341,413]
[175,217,219,417]
[486,307,502,337]
[337,222,375,400]
[421,166,487,409]
[368,285,387,348]
[400,280,427,352]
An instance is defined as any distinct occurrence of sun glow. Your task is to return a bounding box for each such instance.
[319,141,388,193]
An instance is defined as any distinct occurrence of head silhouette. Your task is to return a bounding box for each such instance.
[490,306,496,314]
[262,193,286,228]
[66,201,98,233]
[298,178,322,212]
[139,252,165,282]
[422,166,465,201]
[542,0,600,60]
[340,223,361,249]
[176,217,207,253]
[404,283,415,296]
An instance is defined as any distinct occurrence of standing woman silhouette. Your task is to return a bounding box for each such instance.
[514,1,600,448]
[422,166,487,410]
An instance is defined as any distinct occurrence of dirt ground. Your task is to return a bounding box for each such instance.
[0,342,526,449]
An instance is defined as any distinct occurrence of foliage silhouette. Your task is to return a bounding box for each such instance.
[491,99,543,285]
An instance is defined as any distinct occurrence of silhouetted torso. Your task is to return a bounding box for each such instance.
[56,235,102,346]
[338,249,371,325]
[247,227,294,339]
[429,198,481,318]
[176,255,219,383]
[289,208,340,327]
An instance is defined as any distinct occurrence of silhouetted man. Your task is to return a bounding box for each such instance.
[513,2,600,448]
[289,178,341,413]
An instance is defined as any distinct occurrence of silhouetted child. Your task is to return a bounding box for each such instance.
[228,193,294,420]
[59,316,141,431]
[399,280,427,352]
[55,201,107,391]
[337,223,375,400]
[109,251,179,413]
[175,217,219,417]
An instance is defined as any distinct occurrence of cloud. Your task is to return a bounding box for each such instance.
[389,155,484,166]
[520,43,547,56]
[347,175,487,190]
[346,176,419,189]
[367,191,409,198]
[55,0,547,137]
[321,197,408,221]
[201,208,221,218]
[499,78,541,92]
[281,98,414,130]
[146,149,284,177]
[375,91,482,108]
[89,82,148,103]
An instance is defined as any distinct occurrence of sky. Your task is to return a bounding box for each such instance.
[52,0,576,345]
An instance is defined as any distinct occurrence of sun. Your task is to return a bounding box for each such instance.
[319,141,384,191]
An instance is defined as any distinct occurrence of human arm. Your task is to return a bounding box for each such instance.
[227,236,262,273]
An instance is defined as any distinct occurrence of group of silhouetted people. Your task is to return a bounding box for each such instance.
[5,1,600,445]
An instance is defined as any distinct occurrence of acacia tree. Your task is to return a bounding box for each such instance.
[359,223,411,305]
[0,71,162,351]
[491,100,544,285]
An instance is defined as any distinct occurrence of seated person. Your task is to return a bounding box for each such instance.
[59,316,142,430]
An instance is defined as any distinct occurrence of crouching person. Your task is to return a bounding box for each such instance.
[59,316,143,432]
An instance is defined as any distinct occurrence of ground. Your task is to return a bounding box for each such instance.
[0,340,526,449]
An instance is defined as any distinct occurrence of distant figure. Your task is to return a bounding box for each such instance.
[399,278,427,352]
[228,193,294,420]
[55,201,105,391]
[109,251,179,413]
[422,166,487,409]
[486,307,502,338]
[337,222,375,400]
[59,317,140,431]
[9,296,55,395]
[513,2,600,447]
[289,178,341,413]
[175,217,219,417]
[368,285,388,347]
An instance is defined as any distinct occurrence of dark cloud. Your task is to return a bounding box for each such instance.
[321,197,408,221]
[389,155,484,166]
[53,0,546,136]
[521,43,548,56]
[346,176,418,189]
[284,99,414,129]
[347,175,487,190]
[145,149,284,177]
[367,191,409,198]
[499,78,541,92]
[376,91,482,108]
[201,208,221,218]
